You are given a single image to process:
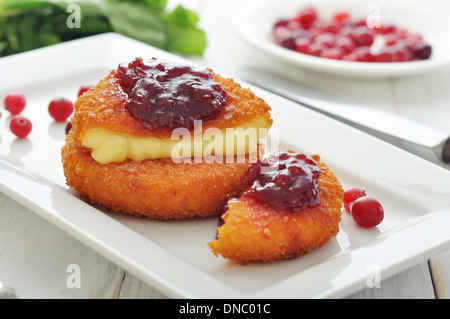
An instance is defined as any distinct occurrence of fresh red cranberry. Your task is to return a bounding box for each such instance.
[415,43,432,60]
[279,34,301,50]
[65,121,72,135]
[335,36,356,54]
[333,10,350,23]
[273,27,291,45]
[391,45,412,62]
[406,33,424,48]
[309,42,327,56]
[273,19,290,30]
[242,152,322,211]
[321,47,344,60]
[314,33,335,48]
[77,85,91,97]
[117,57,227,130]
[320,20,340,34]
[286,20,303,31]
[371,24,384,34]
[381,25,397,35]
[355,19,368,27]
[4,93,26,115]
[273,28,306,49]
[350,196,384,227]
[314,32,335,48]
[395,28,410,40]
[295,37,312,54]
[338,25,357,41]
[307,27,323,40]
[342,54,357,61]
[10,115,32,138]
[375,49,395,62]
[48,98,73,122]
[296,6,317,28]
[353,26,375,47]
[352,46,374,62]
[385,33,399,46]
[343,187,366,212]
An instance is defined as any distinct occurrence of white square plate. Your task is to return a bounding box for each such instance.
[1,33,449,298]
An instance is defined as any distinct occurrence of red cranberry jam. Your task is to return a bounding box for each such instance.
[242,151,322,211]
[117,57,228,130]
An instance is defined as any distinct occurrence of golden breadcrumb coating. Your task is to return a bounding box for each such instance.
[62,61,272,219]
[62,136,260,219]
[208,155,344,263]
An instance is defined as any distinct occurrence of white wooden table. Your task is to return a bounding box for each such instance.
[1,0,449,299]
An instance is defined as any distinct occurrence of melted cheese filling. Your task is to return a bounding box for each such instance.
[82,118,269,164]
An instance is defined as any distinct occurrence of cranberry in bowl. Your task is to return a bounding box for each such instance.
[272,6,432,63]
[231,0,450,77]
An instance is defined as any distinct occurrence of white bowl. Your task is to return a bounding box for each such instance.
[231,0,450,77]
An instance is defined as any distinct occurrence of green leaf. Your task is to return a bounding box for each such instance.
[143,0,167,11]
[105,0,168,11]
[53,0,109,17]
[17,13,40,51]
[1,0,109,17]
[37,31,61,47]
[0,40,8,54]
[164,4,199,27]
[106,2,166,49]
[63,16,111,35]
[165,22,206,55]
[1,0,56,11]
[0,0,207,56]
[161,4,206,55]
[5,16,19,53]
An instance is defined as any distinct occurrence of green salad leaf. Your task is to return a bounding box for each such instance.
[162,5,206,55]
[0,0,207,57]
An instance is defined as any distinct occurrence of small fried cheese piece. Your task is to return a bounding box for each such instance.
[208,155,344,262]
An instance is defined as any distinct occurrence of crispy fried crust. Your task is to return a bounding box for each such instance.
[62,61,272,220]
[62,135,260,219]
[208,155,344,263]
[70,69,273,141]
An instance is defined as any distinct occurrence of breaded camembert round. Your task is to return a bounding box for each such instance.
[208,153,344,263]
[61,57,272,220]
